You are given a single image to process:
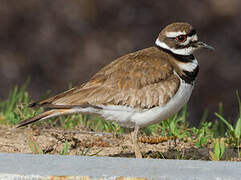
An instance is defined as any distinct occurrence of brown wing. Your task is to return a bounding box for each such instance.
[35,47,180,109]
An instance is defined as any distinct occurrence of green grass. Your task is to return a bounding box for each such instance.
[0,83,241,160]
[215,91,241,158]
[209,138,225,161]
[0,80,43,125]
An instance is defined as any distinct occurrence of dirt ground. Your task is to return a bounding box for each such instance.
[0,125,239,160]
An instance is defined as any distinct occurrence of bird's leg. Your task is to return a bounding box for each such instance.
[130,125,142,158]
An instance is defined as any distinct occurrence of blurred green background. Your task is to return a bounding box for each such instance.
[0,0,240,124]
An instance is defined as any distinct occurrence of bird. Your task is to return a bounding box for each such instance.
[17,22,214,158]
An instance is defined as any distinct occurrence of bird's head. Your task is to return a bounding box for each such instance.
[156,22,214,56]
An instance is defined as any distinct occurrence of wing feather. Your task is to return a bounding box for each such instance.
[35,47,180,109]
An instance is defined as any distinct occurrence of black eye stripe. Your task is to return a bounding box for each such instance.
[187,29,196,37]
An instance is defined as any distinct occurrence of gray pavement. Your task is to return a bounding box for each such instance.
[0,153,240,180]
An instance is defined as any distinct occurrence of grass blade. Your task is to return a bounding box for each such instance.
[61,140,69,155]
[215,113,234,132]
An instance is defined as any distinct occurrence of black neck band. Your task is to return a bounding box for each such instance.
[156,45,195,63]
[156,45,198,84]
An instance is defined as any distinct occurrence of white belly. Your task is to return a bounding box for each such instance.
[132,81,193,127]
[90,79,194,128]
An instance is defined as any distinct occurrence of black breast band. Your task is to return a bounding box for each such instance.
[180,65,199,84]
[156,46,199,84]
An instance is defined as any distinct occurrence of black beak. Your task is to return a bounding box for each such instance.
[194,41,215,50]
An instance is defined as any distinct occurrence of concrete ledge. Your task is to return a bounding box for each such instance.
[0,153,240,180]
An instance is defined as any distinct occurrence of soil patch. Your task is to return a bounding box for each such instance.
[0,125,238,160]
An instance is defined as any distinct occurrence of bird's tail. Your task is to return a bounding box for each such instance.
[16,109,74,128]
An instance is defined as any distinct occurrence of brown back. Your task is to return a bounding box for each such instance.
[36,47,180,109]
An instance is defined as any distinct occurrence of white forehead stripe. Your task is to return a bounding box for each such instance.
[165,31,186,38]
[181,34,198,46]
[191,34,198,41]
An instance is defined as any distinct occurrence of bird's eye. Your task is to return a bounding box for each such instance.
[176,35,187,43]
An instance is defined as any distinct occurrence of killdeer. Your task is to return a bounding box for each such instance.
[17,22,214,158]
